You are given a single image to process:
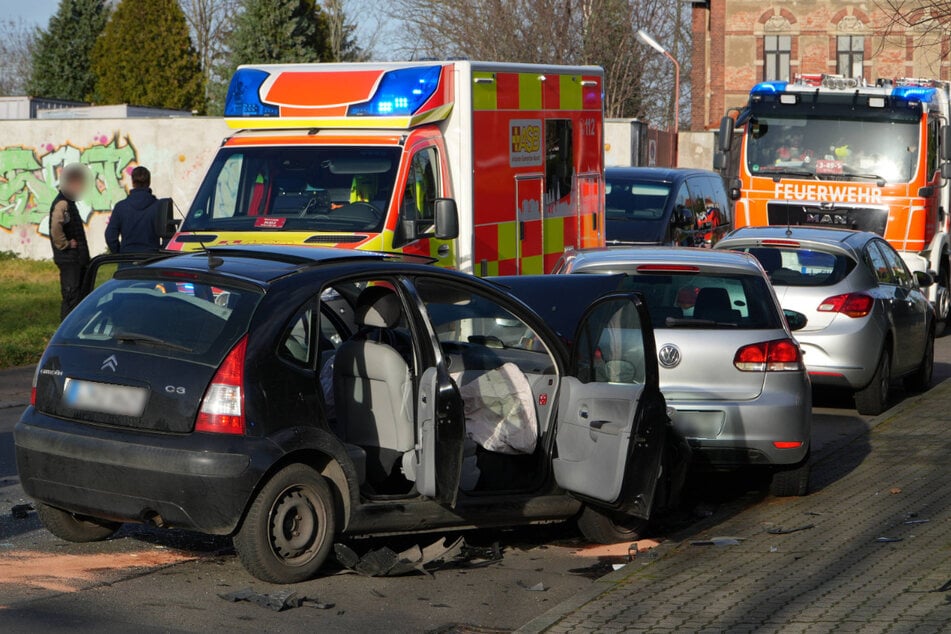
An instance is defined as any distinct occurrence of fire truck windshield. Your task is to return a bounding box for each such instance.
[746,114,920,185]
[182,146,401,233]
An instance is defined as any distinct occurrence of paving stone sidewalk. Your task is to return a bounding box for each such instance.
[520,381,951,633]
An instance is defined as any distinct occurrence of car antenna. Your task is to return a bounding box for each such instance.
[785,206,793,237]
[195,236,223,269]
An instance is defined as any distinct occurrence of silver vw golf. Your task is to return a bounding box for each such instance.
[716,226,935,416]
[554,247,812,496]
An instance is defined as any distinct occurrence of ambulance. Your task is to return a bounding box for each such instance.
[168,61,606,275]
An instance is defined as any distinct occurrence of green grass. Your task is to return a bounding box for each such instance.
[0,253,61,368]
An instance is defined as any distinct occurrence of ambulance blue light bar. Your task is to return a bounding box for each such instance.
[750,81,789,96]
[347,65,442,117]
[891,86,936,104]
[224,68,278,117]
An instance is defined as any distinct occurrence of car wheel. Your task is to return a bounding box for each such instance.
[854,347,891,416]
[577,506,648,544]
[234,464,336,584]
[769,452,811,497]
[904,329,935,393]
[36,503,120,542]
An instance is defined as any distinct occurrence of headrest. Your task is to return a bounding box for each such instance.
[355,286,402,328]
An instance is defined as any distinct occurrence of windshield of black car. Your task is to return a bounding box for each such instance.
[53,278,260,364]
[746,114,920,184]
[739,246,856,286]
[182,146,400,233]
[576,269,782,329]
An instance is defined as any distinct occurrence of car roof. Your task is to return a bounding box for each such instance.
[566,246,765,275]
[135,246,432,286]
[718,226,875,256]
[605,167,721,183]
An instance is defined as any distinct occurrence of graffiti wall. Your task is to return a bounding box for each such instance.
[0,118,230,259]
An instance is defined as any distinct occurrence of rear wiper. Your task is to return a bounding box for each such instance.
[115,331,193,352]
[665,317,738,328]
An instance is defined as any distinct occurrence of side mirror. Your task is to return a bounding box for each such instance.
[713,152,727,171]
[153,198,179,241]
[918,186,935,198]
[942,162,951,180]
[916,270,936,288]
[783,309,808,332]
[433,198,459,240]
[941,126,951,161]
[717,116,735,153]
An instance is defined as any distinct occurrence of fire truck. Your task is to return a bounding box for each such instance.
[168,61,606,276]
[716,74,951,326]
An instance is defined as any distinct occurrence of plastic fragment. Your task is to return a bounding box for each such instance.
[517,581,548,591]
[903,519,930,525]
[218,588,333,612]
[11,504,33,519]
[766,523,815,535]
[875,536,903,543]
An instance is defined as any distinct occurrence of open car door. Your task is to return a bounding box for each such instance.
[553,293,667,519]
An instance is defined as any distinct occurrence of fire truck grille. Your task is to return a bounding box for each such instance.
[766,202,888,236]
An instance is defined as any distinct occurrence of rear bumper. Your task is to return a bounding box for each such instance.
[796,317,886,389]
[14,408,280,535]
[667,372,811,467]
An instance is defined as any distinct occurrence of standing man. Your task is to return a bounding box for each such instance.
[105,166,161,254]
[49,164,91,320]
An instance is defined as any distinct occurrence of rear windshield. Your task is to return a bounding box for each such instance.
[579,270,782,330]
[53,278,261,364]
[740,247,856,286]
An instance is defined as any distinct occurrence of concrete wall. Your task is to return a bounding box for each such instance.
[677,131,716,170]
[0,118,231,260]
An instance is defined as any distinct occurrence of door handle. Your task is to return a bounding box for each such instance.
[590,420,622,435]
[579,407,589,419]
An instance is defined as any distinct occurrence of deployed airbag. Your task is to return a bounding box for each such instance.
[452,363,538,455]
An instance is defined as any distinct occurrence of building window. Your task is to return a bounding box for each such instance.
[764,35,791,81]
[837,36,864,77]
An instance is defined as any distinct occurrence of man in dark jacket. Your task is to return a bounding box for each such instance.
[105,166,161,254]
[49,164,91,319]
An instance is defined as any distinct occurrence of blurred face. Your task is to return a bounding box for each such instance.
[60,172,88,200]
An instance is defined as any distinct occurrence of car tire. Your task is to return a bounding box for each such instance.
[234,464,336,584]
[36,503,120,542]
[769,452,811,497]
[577,506,648,544]
[855,347,891,416]
[904,329,935,393]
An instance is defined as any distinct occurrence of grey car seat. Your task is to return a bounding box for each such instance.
[694,287,740,324]
[334,287,415,488]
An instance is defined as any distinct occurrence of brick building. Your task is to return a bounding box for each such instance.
[690,1,951,130]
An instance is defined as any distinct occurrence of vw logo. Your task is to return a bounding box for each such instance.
[658,344,682,369]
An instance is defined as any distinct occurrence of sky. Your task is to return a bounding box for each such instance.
[7,0,399,60]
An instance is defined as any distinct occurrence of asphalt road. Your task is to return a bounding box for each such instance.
[2,335,949,632]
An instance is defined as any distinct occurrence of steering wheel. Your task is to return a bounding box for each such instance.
[342,201,383,222]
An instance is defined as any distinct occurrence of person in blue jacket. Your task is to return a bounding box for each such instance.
[105,166,161,253]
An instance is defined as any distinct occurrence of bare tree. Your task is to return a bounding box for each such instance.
[325,0,376,61]
[180,0,237,111]
[0,19,36,96]
[388,0,690,124]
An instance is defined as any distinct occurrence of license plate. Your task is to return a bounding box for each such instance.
[63,378,148,417]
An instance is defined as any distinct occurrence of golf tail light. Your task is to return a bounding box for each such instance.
[734,338,803,372]
[817,293,874,318]
[195,336,248,434]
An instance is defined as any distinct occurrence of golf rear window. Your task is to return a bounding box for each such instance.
[742,247,856,286]
[53,278,260,364]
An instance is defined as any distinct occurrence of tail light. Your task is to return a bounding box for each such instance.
[195,336,247,434]
[734,338,803,372]
[817,293,874,318]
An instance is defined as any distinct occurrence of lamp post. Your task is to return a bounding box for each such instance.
[636,29,680,138]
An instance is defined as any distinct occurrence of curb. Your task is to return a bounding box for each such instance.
[515,377,951,633]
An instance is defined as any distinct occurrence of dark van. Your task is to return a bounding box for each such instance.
[605,167,733,247]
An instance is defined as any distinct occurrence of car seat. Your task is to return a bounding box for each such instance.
[693,287,740,324]
[333,287,415,487]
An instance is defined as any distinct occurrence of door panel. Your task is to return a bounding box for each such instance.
[553,377,642,501]
[516,175,544,274]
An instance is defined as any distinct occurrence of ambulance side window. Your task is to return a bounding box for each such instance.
[928,116,939,178]
[396,147,439,246]
[212,153,244,219]
[545,119,573,202]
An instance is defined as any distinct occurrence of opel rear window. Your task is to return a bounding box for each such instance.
[742,247,856,286]
[53,278,261,365]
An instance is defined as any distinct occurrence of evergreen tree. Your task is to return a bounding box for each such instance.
[27,0,109,101]
[229,0,333,67]
[90,0,204,112]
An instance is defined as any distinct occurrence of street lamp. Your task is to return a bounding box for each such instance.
[636,29,680,138]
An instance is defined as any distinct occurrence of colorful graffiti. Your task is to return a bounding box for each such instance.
[0,135,137,235]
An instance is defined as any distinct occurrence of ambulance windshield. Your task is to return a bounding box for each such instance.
[746,114,920,185]
[182,146,401,233]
